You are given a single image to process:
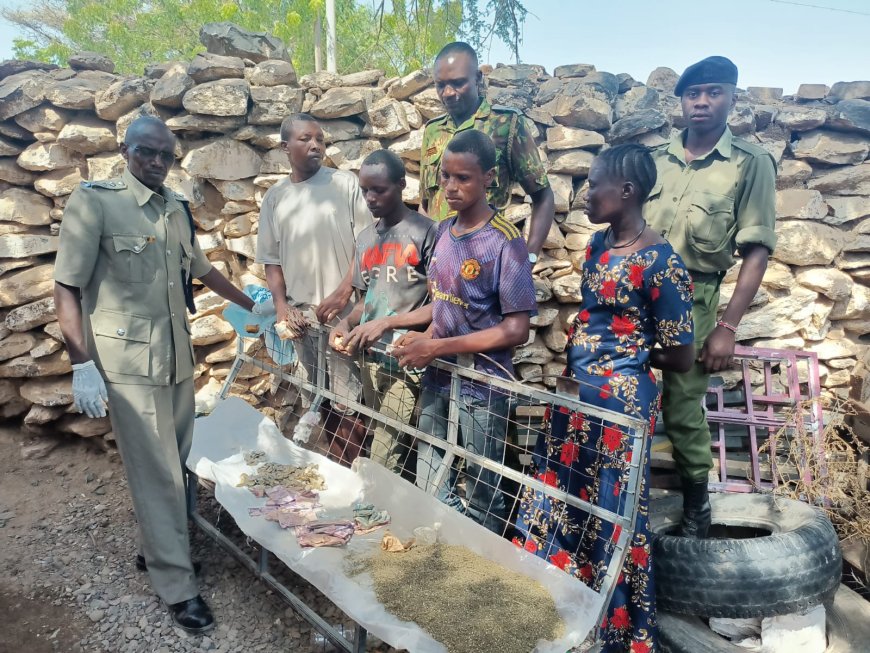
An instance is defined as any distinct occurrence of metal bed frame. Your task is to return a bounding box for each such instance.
[185,325,650,652]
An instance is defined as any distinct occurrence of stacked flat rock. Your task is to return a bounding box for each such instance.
[0,23,867,443]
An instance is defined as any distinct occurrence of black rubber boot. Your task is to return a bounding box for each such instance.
[678,477,711,539]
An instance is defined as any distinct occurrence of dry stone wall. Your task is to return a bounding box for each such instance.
[0,27,868,444]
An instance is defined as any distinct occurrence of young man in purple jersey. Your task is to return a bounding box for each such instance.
[394,129,537,533]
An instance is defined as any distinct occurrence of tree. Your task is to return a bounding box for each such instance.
[2,0,528,76]
[459,0,528,64]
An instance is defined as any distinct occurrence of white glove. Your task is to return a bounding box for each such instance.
[71,360,108,418]
[251,297,276,318]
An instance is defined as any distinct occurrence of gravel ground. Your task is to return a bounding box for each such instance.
[0,426,396,653]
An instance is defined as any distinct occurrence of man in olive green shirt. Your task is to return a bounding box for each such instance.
[420,41,555,261]
[645,57,776,538]
[53,116,270,632]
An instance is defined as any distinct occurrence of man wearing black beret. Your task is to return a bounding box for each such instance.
[645,56,777,538]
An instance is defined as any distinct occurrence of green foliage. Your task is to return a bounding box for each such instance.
[463,0,528,63]
[3,0,527,76]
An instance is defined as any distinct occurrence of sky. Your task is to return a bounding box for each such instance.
[480,0,870,94]
[0,0,867,94]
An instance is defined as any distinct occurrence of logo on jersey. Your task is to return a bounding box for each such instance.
[460,258,481,281]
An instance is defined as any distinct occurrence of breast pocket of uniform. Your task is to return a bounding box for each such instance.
[179,239,193,277]
[685,191,736,255]
[110,234,156,283]
[422,148,444,194]
[92,309,151,377]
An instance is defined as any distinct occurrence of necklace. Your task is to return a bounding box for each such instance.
[605,221,647,249]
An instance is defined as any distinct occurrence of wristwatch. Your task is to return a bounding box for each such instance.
[528,252,538,264]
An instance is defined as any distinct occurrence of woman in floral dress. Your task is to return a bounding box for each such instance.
[514,144,695,653]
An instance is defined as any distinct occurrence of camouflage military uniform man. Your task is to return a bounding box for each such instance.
[53,116,272,632]
[646,57,776,538]
[420,41,554,260]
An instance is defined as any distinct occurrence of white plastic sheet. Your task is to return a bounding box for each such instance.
[188,397,601,652]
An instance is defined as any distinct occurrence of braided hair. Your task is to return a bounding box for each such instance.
[594,143,657,202]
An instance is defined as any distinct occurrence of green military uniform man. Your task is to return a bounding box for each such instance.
[420,41,555,261]
[645,56,777,538]
[53,116,274,632]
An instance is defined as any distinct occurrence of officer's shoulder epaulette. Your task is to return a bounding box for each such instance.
[732,136,773,159]
[490,104,521,115]
[81,179,126,190]
[167,188,190,203]
[424,113,450,128]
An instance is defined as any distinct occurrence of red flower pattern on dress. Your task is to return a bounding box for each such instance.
[602,425,623,452]
[513,237,697,653]
[549,549,572,571]
[539,469,559,487]
[612,525,623,543]
[560,441,579,465]
[631,545,649,568]
[524,538,537,553]
[611,314,635,337]
[610,606,630,630]
[511,537,522,548]
[543,406,551,422]
[570,412,585,431]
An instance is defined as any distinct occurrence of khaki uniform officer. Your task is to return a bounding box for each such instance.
[53,116,271,632]
[645,56,776,538]
[420,41,554,261]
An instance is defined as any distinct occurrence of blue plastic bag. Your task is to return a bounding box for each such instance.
[221,285,297,367]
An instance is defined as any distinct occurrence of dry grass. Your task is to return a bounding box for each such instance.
[348,543,564,653]
[757,396,870,546]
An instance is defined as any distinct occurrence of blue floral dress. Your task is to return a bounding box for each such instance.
[514,231,694,653]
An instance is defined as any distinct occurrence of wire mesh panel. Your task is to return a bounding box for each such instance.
[704,345,824,492]
[214,321,650,647]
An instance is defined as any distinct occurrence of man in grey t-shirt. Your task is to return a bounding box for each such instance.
[331,150,436,472]
[256,113,374,465]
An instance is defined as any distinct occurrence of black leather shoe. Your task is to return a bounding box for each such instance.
[677,477,712,539]
[168,595,214,634]
[136,555,202,575]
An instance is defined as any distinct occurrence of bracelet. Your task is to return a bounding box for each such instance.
[716,320,738,334]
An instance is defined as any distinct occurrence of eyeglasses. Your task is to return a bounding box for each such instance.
[130,145,175,164]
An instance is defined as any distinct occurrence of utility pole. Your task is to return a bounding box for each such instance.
[314,14,322,72]
[326,0,337,73]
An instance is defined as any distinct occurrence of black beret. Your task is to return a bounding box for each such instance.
[674,56,738,96]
